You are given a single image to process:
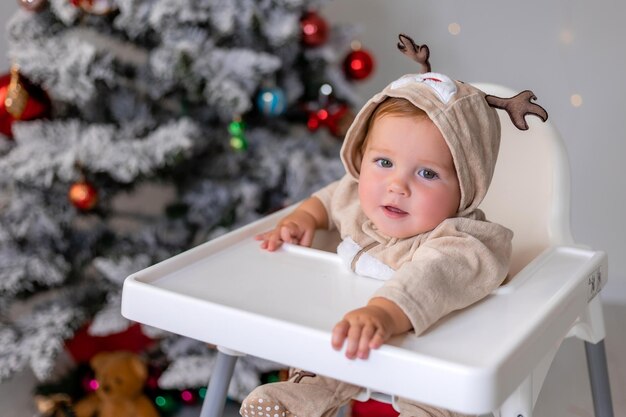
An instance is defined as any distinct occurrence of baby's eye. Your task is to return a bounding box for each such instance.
[418,169,438,180]
[375,158,393,168]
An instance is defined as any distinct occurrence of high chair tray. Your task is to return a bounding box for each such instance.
[121,207,607,414]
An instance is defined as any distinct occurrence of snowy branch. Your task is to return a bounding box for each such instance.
[2,119,199,187]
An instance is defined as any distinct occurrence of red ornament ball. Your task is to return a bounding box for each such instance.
[300,11,328,47]
[17,0,48,12]
[0,71,50,138]
[69,181,98,211]
[306,102,352,138]
[343,49,375,81]
[70,0,117,15]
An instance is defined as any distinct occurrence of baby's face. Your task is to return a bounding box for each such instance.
[358,114,460,239]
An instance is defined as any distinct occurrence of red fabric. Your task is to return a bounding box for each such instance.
[351,399,399,417]
[65,323,154,363]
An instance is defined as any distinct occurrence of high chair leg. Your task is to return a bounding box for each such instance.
[584,340,614,417]
[200,349,240,417]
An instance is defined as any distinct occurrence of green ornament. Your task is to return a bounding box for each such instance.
[228,117,247,151]
[228,120,245,136]
[230,135,248,151]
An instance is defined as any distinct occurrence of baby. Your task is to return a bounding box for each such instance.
[242,36,546,417]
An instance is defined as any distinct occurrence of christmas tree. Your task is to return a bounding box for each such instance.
[0,0,374,402]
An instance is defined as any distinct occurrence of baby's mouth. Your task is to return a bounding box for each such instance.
[382,205,408,217]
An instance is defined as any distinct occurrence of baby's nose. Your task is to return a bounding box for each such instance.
[387,178,410,196]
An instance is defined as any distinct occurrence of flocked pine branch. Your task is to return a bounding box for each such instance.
[157,354,275,402]
[2,119,198,187]
[0,294,88,380]
[158,341,283,402]
[88,255,152,335]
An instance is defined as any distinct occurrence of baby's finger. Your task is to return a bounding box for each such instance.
[345,323,363,359]
[279,223,299,244]
[368,330,387,350]
[331,320,349,350]
[357,325,375,359]
[266,232,284,251]
[299,228,314,248]
[255,231,275,248]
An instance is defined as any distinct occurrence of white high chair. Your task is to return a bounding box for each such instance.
[121,83,614,417]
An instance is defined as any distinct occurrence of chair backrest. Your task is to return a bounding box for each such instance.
[474,83,575,277]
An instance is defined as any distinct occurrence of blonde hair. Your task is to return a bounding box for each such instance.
[361,97,428,153]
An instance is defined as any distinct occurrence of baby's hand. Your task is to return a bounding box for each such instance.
[255,221,313,251]
[255,210,317,251]
[331,305,395,360]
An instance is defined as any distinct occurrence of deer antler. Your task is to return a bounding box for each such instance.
[485,90,548,131]
[397,33,431,74]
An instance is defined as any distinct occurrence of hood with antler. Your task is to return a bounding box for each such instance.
[340,34,548,218]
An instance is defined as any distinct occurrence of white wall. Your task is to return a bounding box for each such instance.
[1,1,624,303]
[324,0,626,304]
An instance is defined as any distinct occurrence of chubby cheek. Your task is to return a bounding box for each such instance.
[415,187,460,226]
[357,172,381,215]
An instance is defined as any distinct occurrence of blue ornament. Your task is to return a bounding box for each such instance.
[256,87,286,116]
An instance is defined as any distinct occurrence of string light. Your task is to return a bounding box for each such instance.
[154,394,178,413]
[89,379,99,391]
[448,23,461,35]
[320,84,333,96]
[559,29,574,44]
[181,390,193,402]
[570,94,583,107]
[350,40,362,50]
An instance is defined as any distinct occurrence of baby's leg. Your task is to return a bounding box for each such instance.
[240,369,362,417]
[395,397,474,417]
